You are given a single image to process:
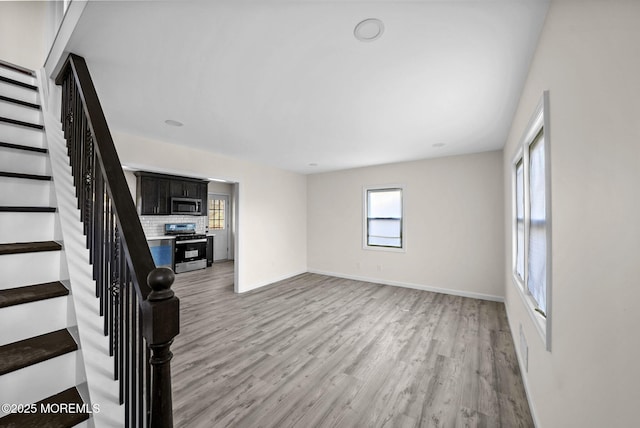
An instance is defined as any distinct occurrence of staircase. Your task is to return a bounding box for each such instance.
[0,61,89,427]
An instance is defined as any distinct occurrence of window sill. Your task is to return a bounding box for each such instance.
[363,245,406,253]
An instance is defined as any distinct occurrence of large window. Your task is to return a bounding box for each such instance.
[512,91,551,351]
[364,187,404,250]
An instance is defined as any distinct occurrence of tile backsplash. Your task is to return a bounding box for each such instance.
[140,215,208,237]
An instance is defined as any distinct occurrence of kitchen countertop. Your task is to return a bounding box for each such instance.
[146,235,176,241]
[147,234,213,240]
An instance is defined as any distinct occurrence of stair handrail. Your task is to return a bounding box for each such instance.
[54,53,179,428]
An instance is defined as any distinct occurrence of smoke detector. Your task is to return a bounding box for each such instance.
[354,18,385,42]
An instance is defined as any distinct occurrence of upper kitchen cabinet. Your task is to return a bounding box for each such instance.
[170,180,200,199]
[137,173,171,215]
[135,171,208,215]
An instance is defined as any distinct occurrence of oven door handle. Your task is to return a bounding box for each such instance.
[175,238,207,244]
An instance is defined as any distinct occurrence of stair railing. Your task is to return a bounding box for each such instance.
[54,53,179,428]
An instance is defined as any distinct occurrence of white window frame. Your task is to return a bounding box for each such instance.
[363,185,406,252]
[511,91,552,351]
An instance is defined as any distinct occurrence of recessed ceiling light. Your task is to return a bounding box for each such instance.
[354,18,385,42]
[165,119,184,127]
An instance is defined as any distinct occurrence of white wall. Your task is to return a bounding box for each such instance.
[208,181,233,195]
[0,1,46,70]
[308,150,504,300]
[502,1,640,427]
[114,132,307,293]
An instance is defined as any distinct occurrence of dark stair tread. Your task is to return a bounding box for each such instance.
[0,75,38,91]
[0,387,89,428]
[0,206,56,213]
[0,95,40,110]
[0,141,47,153]
[0,171,51,181]
[0,329,77,376]
[0,241,61,256]
[0,116,43,130]
[0,282,68,309]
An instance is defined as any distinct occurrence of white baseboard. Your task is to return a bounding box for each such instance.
[307,269,504,302]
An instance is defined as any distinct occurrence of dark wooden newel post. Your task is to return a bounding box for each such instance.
[144,267,180,428]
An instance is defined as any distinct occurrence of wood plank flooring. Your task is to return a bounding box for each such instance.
[171,262,533,428]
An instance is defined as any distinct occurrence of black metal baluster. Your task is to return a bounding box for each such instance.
[131,278,138,427]
[73,87,80,186]
[94,172,104,293]
[118,258,124,396]
[80,117,85,213]
[124,274,130,428]
[60,77,66,133]
[76,94,83,193]
[77,114,86,209]
[110,222,119,349]
[137,297,145,428]
[100,195,108,316]
[87,146,96,259]
[114,258,120,380]
[83,130,93,239]
[118,231,127,390]
[145,342,151,427]
[103,196,112,328]
[63,76,71,145]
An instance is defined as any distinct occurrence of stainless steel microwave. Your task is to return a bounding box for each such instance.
[171,197,201,215]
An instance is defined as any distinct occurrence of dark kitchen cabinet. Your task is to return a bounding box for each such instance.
[137,174,171,215]
[197,182,208,207]
[135,171,208,216]
[170,180,200,199]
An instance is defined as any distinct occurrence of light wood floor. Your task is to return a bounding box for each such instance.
[171,261,533,428]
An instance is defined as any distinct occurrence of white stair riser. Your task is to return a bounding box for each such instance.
[0,351,78,417]
[0,147,50,176]
[0,81,38,105]
[0,67,37,87]
[0,177,54,206]
[0,296,68,346]
[0,122,44,148]
[0,251,62,290]
[0,212,57,243]
[0,101,42,125]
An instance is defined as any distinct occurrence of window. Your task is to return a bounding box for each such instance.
[364,187,404,250]
[528,133,547,313]
[208,199,225,230]
[512,91,551,351]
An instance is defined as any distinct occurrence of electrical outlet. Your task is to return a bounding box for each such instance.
[376,264,382,271]
[519,324,528,372]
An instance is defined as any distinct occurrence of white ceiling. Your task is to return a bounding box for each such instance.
[64,0,549,174]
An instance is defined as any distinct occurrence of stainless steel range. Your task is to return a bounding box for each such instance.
[165,223,207,273]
